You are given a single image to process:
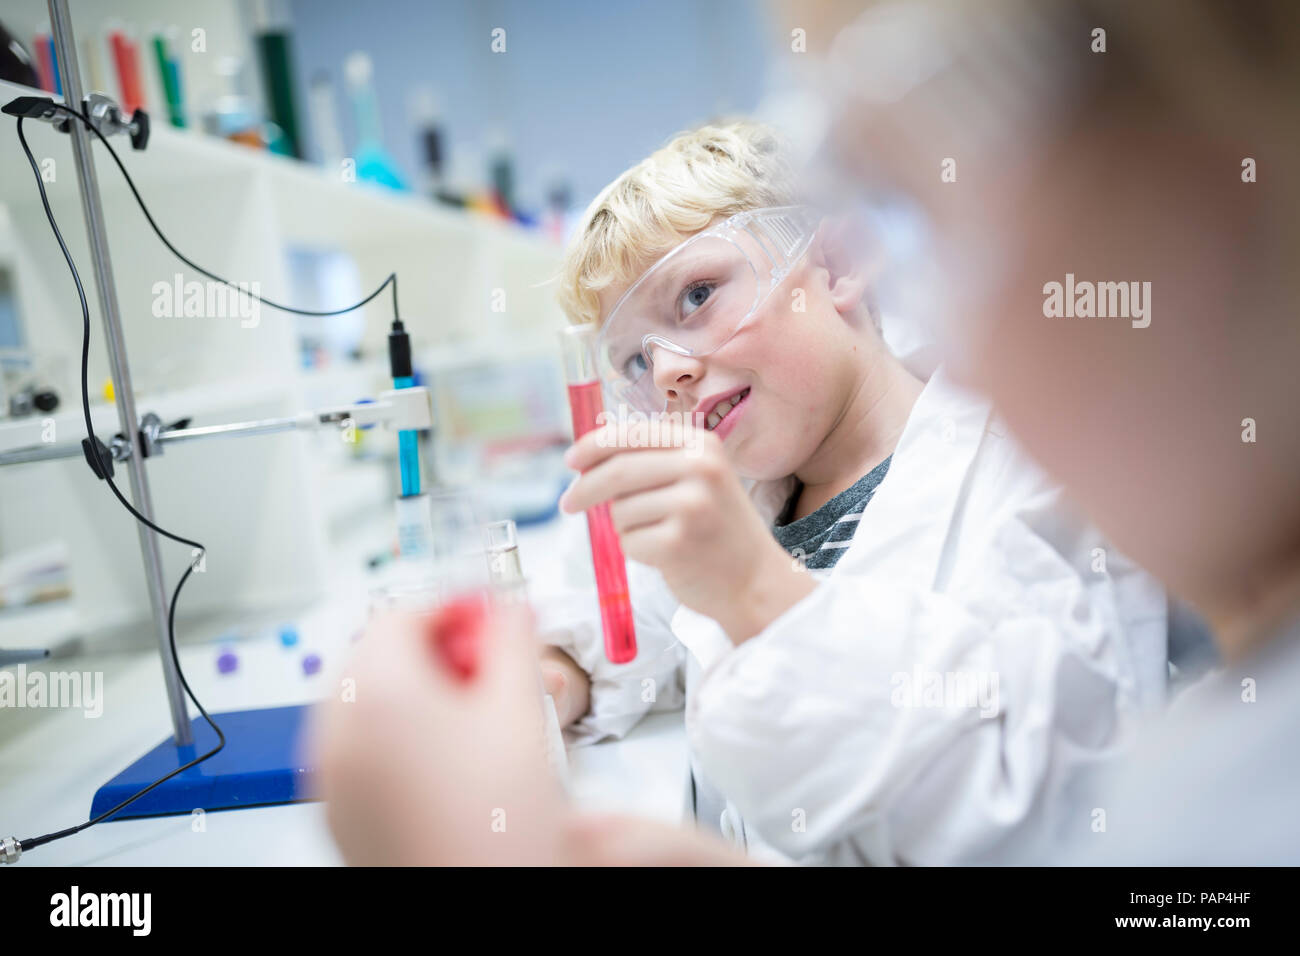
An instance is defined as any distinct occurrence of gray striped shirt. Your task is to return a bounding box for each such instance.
[772,456,892,570]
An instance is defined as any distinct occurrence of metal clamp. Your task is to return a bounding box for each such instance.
[0,92,149,150]
[82,92,149,150]
[139,412,165,459]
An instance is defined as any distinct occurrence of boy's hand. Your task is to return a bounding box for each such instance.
[539,644,591,727]
[560,421,815,643]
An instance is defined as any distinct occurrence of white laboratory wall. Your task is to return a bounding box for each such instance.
[0,71,565,651]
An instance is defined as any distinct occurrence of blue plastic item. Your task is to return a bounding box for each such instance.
[89,705,315,820]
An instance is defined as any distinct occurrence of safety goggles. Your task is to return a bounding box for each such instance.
[594,205,821,413]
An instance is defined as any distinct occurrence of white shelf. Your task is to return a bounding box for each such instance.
[0,74,568,648]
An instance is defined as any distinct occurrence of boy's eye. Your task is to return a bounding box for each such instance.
[679,281,715,320]
[621,351,650,381]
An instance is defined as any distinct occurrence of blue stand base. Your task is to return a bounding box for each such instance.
[89,704,315,820]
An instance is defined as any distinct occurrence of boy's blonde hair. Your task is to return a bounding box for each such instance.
[557,120,799,327]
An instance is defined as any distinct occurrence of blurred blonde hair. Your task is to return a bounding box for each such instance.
[557,120,799,327]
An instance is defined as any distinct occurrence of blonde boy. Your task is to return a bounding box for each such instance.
[538,120,1167,864]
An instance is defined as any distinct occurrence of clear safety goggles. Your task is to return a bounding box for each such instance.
[594,205,821,413]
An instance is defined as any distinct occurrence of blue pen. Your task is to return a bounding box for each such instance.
[388,319,420,496]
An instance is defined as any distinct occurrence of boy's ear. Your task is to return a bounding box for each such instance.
[811,215,881,317]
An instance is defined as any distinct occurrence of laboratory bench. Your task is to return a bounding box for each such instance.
[0,515,690,866]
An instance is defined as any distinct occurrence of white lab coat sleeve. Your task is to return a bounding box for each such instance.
[536,518,685,746]
[687,499,1153,865]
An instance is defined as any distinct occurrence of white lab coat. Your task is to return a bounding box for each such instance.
[541,367,1167,865]
[1058,619,1300,865]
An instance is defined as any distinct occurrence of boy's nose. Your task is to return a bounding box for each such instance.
[651,348,706,406]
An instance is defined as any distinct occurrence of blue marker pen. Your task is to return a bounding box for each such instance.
[388,319,421,496]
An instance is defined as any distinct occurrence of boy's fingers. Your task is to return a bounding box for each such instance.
[560,449,688,514]
[563,427,606,468]
[564,419,705,471]
[607,484,684,536]
[615,520,680,569]
[563,426,624,471]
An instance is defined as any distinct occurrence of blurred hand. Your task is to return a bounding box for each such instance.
[563,813,760,867]
[308,598,567,865]
[308,597,768,866]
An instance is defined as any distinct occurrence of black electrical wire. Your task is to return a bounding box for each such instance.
[8,104,404,855]
[14,115,224,852]
[53,101,402,323]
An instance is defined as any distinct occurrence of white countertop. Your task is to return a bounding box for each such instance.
[0,634,688,866]
[0,517,690,866]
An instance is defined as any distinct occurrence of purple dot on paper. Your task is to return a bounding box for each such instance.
[217,650,238,675]
[302,652,322,676]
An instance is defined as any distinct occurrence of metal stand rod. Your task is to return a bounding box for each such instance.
[0,442,86,466]
[157,413,338,446]
[1,391,425,466]
[49,0,192,745]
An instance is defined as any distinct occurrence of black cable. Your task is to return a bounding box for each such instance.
[52,101,402,324]
[8,105,405,854]
[15,115,225,852]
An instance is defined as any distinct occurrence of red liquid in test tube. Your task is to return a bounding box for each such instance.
[561,327,637,664]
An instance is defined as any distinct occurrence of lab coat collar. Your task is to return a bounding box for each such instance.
[744,364,991,583]
[836,365,990,589]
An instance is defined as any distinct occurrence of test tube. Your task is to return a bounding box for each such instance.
[485,519,526,603]
[560,325,637,664]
